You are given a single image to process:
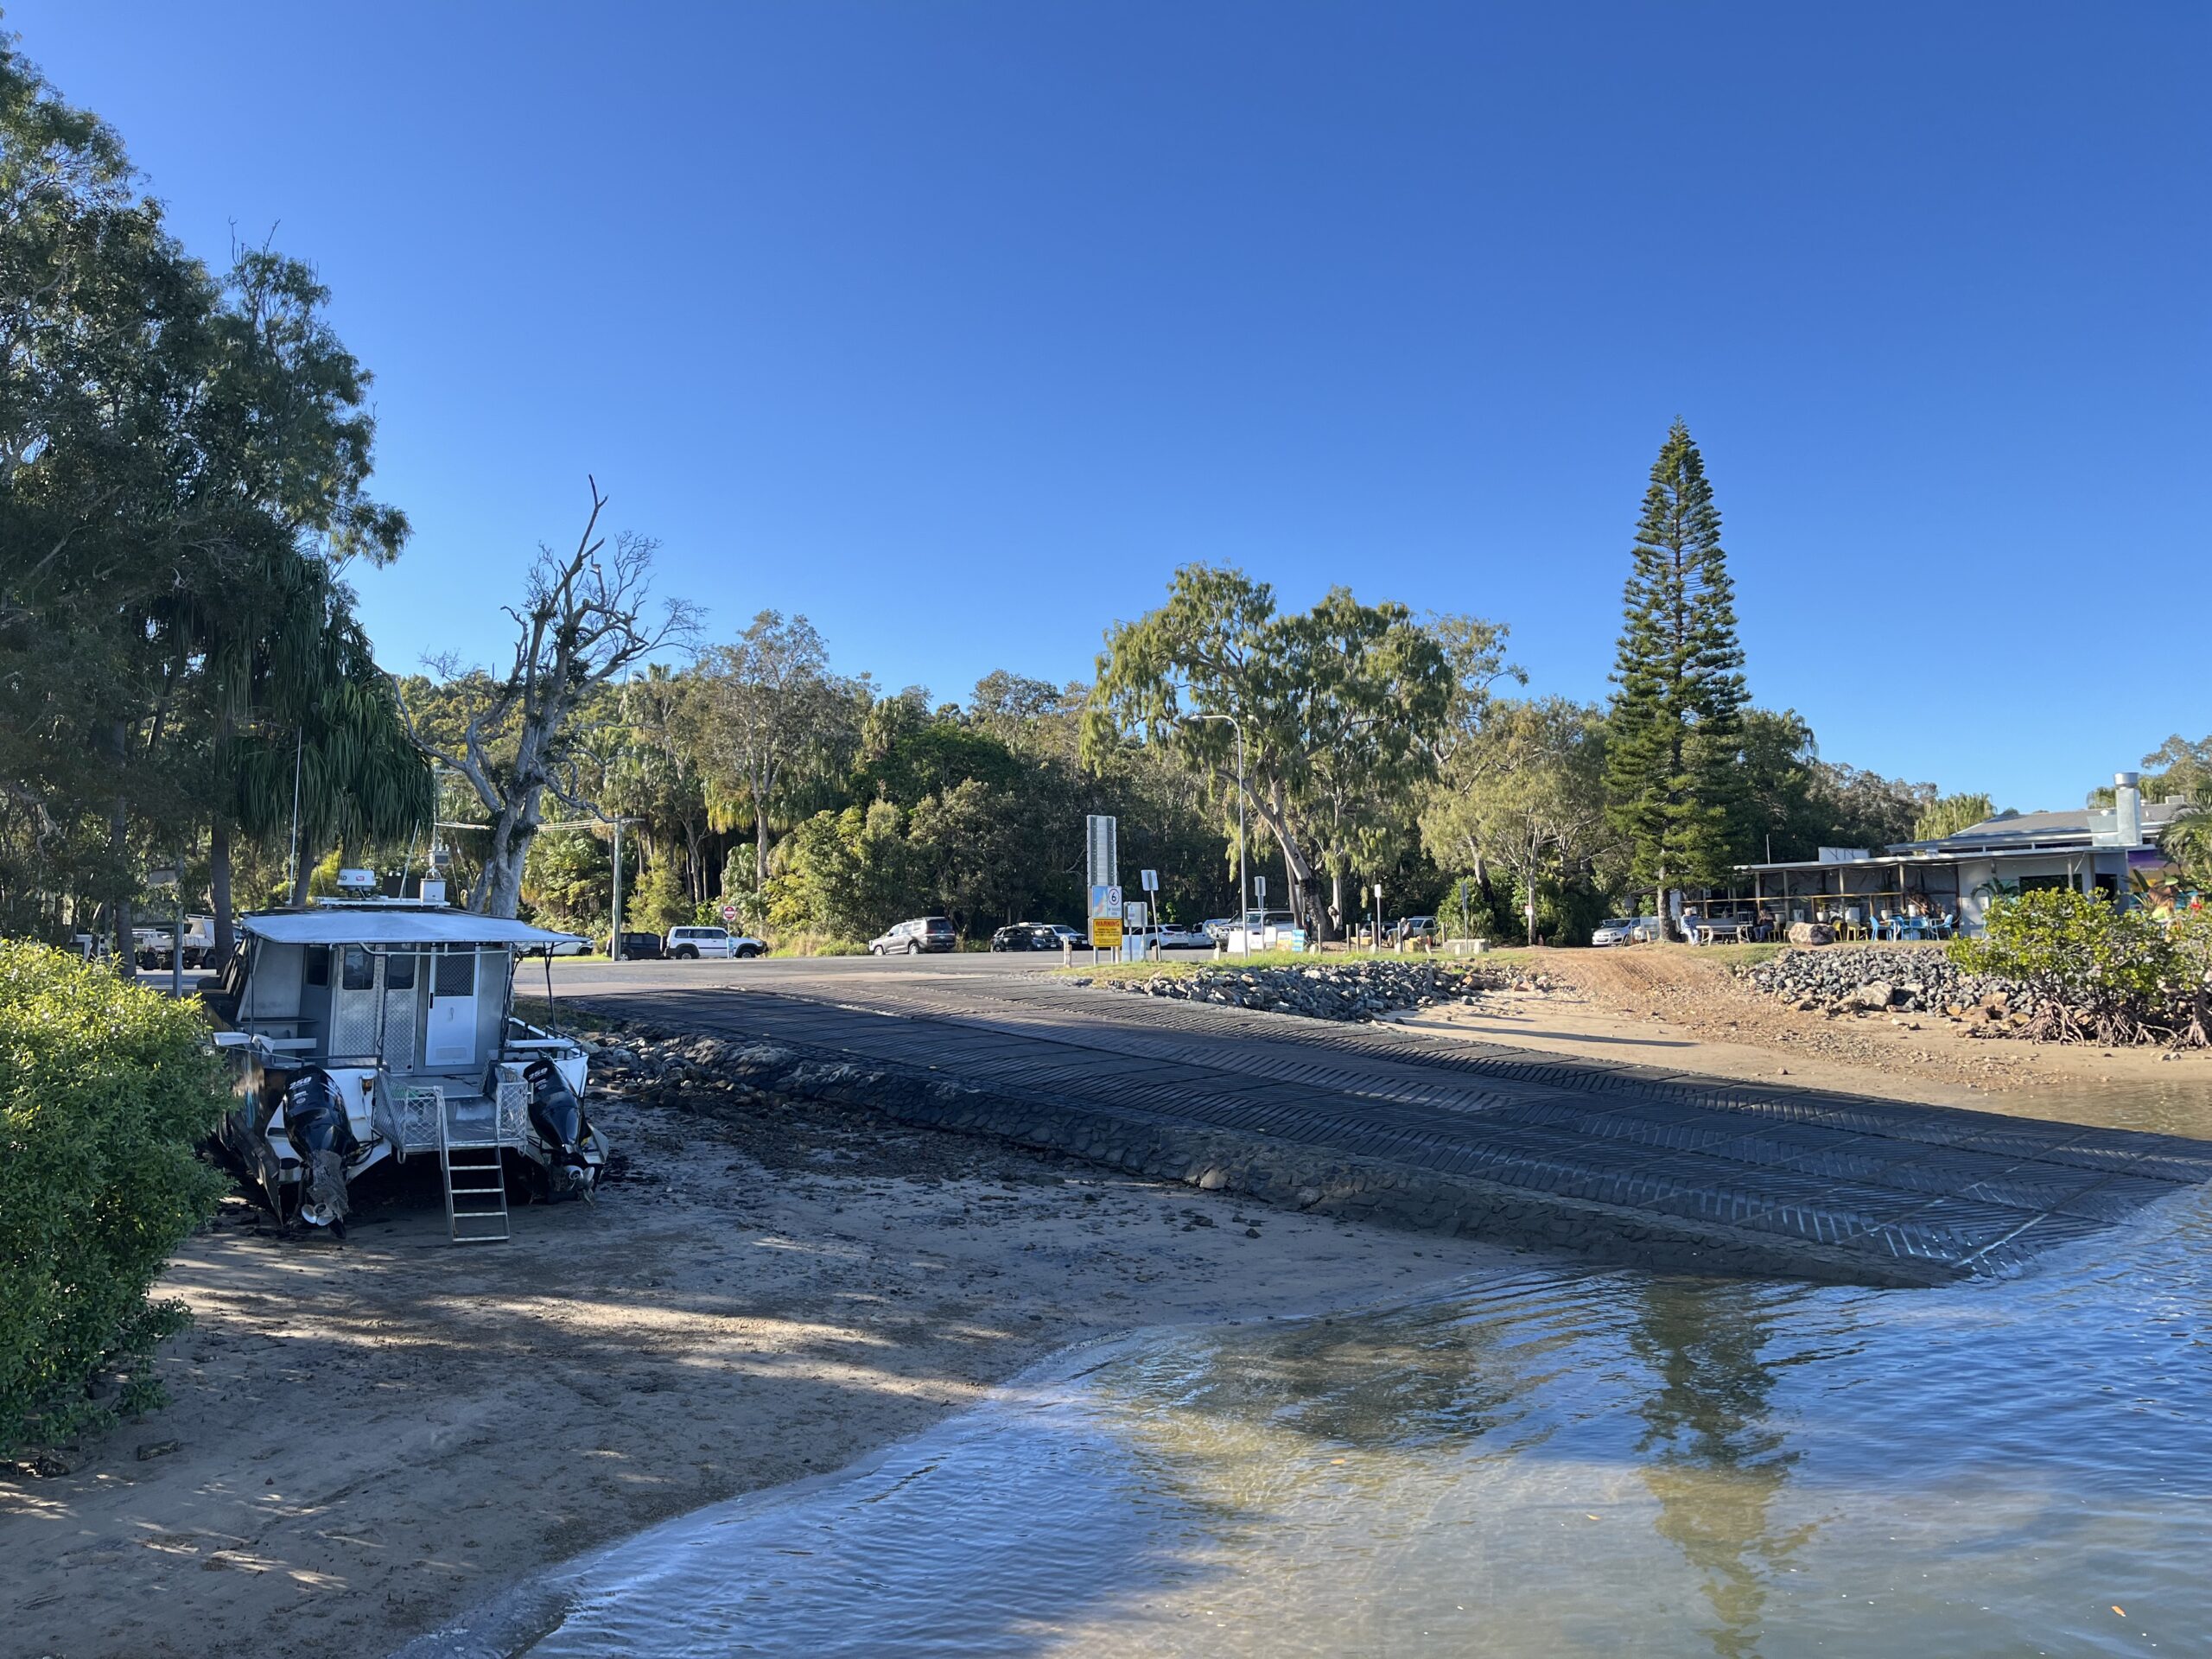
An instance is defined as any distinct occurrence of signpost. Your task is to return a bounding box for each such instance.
[1123,899,1147,963]
[1088,882,1123,954]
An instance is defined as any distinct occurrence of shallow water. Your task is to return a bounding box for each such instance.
[1999,1070,2212,1138]
[428,1174,2212,1659]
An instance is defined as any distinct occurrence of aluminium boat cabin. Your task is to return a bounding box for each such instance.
[206,899,607,1232]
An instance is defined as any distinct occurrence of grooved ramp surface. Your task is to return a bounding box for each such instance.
[574,974,2212,1282]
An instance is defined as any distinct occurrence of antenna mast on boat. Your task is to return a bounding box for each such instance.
[286,728,303,899]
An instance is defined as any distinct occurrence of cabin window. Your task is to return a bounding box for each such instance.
[341,946,375,991]
[434,953,476,997]
[385,952,416,990]
[305,947,329,987]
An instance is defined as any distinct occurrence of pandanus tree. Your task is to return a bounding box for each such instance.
[213,561,430,949]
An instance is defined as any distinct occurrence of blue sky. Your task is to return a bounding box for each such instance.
[14,3,2207,811]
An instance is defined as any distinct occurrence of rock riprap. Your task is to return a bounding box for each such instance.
[1071,959,1554,1022]
[1738,945,2037,1032]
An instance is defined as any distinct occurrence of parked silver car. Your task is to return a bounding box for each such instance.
[868,916,958,955]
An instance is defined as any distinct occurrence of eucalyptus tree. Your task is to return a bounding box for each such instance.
[404,480,700,918]
[1084,565,1452,938]
[700,611,860,891]
[1419,698,1617,945]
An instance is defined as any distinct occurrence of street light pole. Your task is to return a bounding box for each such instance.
[1190,713,1249,946]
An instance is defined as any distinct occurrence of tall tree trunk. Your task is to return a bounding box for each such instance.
[753,781,772,891]
[211,819,235,967]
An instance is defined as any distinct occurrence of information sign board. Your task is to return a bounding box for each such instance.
[1088,883,1123,950]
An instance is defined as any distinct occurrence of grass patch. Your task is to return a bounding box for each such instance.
[767,932,868,957]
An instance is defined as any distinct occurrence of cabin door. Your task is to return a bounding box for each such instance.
[424,950,480,1071]
[379,952,420,1071]
[330,946,382,1059]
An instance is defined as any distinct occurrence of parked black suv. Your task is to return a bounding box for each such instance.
[608,930,664,961]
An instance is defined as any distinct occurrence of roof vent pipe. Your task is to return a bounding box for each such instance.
[2114,771,2143,849]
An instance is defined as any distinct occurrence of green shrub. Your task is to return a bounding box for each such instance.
[0,943,228,1451]
[1949,888,2180,1046]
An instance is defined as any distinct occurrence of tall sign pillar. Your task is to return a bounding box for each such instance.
[1085,816,1120,961]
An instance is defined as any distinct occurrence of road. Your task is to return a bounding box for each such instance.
[550,953,2212,1287]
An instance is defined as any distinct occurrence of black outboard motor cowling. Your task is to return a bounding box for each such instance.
[282,1069,357,1228]
[524,1058,596,1191]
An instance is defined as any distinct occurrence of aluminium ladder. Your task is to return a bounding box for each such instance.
[437,1089,512,1243]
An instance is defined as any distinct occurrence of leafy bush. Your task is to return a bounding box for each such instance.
[1949,888,2190,1046]
[0,944,227,1451]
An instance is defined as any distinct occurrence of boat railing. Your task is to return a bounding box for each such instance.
[375,1075,447,1154]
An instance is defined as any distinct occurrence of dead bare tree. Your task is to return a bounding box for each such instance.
[404,479,702,917]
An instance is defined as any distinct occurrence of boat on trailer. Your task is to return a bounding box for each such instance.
[206,899,607,1240]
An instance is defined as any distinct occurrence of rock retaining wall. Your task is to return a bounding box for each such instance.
[588,1027,1955,1288]
[1739,945,2037,1032]
[1078,959,1558,1022]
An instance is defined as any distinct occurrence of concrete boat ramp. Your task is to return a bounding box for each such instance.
[568,966,2212,1288]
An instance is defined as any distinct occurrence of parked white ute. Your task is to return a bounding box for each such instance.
[663,925,766,960]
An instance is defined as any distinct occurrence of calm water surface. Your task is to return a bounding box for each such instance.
[423,1077,2212,1659]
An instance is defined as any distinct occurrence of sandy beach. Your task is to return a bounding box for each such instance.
[3,1071,1513,1659]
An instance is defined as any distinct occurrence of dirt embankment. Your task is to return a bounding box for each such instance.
[3,1053,1507,1659]
[1403,944,2212,1131]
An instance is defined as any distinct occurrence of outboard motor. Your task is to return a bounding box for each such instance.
[282,1070,357,1230]
[524,1058,597,1198]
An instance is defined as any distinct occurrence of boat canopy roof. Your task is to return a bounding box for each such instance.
[239,906,584,950]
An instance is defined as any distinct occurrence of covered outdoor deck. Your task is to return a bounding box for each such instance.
[1730,855,1965,940]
